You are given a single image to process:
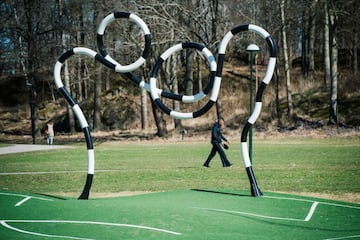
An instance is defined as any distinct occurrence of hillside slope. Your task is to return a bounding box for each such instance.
[0,66,359,143]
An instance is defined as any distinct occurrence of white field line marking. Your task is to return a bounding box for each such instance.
[15,196,31,207]
[304,201,319,221]
[0,170,86,175]
[195,194,360,223]
[0,221,92,240]
[0,169,126,175]
[194,207,305,222]
[0,192,53,202]
[264,195,360,210]
[194,200,339,223]
[1,220,182,236]
[323,235,360,240]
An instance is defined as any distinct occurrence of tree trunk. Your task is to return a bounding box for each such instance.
[329,0,338,125]
[60,0,75,133]
[171,54,181,128]
[63,56,75,132]
[23,0,40,143]
[93,67,102,130]
[301,8,309,77]
[216,100,223,121]
[140,84,147,130]
[280,0,294,122]
[197,57,203,92]
[352,27,358,77]
[323,0,331,86]
[151,94,166,137]
[308,0,318,81]
[185,49,194,95]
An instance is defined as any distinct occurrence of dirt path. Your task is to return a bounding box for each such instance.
[0,144,71,155]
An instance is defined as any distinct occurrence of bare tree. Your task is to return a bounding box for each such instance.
[307,0,318,81]
[328,0,338,125]
[280,0,294,122]
[58,0,76,133]
[323,0,331,86]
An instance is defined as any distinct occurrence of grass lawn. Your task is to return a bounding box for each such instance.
[0,136,359,202]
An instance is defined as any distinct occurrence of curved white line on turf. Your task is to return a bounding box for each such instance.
[323,235,360,240]
[194,207,305,222]
[198,202,321,222]
[0,220,182,237]
[0,221,92,240]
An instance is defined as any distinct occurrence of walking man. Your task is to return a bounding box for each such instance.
[203,119,232,168]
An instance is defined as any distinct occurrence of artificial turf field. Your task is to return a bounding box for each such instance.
[0,138,359,239]
[1,189,359,239]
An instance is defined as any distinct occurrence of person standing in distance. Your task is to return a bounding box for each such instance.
[203,118,232,168]
[46,120,55,145]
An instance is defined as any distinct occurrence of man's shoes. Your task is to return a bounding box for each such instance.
[203,164,210,168]
[224,163,232,168]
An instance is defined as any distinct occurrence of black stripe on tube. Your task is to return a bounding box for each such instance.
[78,174,93,199]
[83,127,93,150]
[59,87,76,107]
[241,122,252,142]
[58,49,74,63]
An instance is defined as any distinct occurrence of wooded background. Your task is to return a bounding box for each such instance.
[0,0,359,142]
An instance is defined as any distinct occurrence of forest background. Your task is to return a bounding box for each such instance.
[0,0,359,143]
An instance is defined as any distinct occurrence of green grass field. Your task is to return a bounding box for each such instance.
[0,137,359,199]
[0,136,359,239]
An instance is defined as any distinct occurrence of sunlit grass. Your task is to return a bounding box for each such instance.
[0,137,359,199]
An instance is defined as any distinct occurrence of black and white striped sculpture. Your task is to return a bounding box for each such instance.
[217,24,277,196]
[54,11,276,199]
[149,42,218,119]
[54,48,119,199]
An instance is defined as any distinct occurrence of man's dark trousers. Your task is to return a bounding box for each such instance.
[204,141,231,167]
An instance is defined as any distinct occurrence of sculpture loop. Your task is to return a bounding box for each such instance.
[54,12,276,199]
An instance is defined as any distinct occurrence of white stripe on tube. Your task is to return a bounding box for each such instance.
[72,105,89,129]
[170,111,193,119]
[218,31,233,54]
[263,57,277,84]
[140,81,162,96]
[248,24,270,39]
[202,48,217,71]
[129,13,150,35]
[241,142,252,167]
[182,91,206,103]
[97,13,115,35]
[210,76,222,101]
[54,62,64,88]
[160,43,183,61]
[248,102,262,124]
[73,47,98,58]
[115,57,146,73]
[105,54,120,66]
[87,149,95,174]
[149,77,159,101]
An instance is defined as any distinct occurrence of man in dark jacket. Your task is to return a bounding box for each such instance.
[203,119,232,168]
